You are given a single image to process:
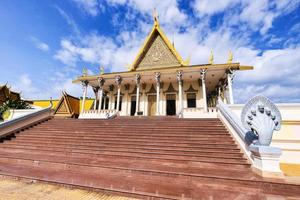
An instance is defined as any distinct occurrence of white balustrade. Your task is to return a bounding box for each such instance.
[79,109,117,119]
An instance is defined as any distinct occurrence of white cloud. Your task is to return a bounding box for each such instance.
[192,0,300,34]
[192,0,237,16]
[10,74,38,99]
[30,37,49,52]
[71,0,104,16]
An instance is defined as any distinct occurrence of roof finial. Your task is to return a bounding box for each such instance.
[153,8,159,26]
[83,67,88,76]
[100,66,104,75]
[228,50,233,63]
[209,50,214,64]
[172,32,175,47]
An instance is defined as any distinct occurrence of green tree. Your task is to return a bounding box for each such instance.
[0,99,31,121]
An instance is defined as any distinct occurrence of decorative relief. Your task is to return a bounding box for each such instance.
[115,75,122,86]
[155,72,161,84]
[98,77,105,88]
[176,70,183,83]
[241,95,282,146]
[137,34,180,69]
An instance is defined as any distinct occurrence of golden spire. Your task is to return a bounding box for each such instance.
[228,50,233,63]
[153,8,159,27]
[82,67,88,76]
[209,50,214,64]
[100,66,104,75]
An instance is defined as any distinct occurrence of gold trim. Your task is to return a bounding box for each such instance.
[282,120,300,125]
[73,63,253,83]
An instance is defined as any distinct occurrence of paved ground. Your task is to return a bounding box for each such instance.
[0,177,137,200]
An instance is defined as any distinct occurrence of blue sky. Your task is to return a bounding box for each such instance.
[0,0,299,103]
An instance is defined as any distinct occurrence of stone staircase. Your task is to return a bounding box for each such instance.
[0,117,299,199]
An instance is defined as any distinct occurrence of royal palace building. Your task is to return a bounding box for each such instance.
[73,16,253,119]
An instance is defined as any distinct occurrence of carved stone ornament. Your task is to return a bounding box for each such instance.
[155,72,161,83]
[176,70,183,83]
[98,77,105,87]
[241,95,282,146]
[200,69,207,81]
[115,75,122,86]
[81,80,89,87]
[135,74,141,84]
[227,69,235,82]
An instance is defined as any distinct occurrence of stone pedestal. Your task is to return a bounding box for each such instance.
[249,144,284,178]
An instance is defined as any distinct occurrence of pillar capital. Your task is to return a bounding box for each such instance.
[226,69,235,82]
[155,72,161,84]
[115,75,122,86]
[135,74,141,85]
[200,69,207,80]
[176,70,183,84]
[98,77,105,88]
[81,80,89,87]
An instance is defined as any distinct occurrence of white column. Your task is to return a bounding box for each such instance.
[177,71,183,114]
[227,70,235,104]
[115,75,122,111]
[92,87,99,110]
[81,81,88,113]
[200,69,207,112]
[142,83,146,116]
[155,72,161,116]
[97,77,105,112]
[103,94,107,109]
[135,74,141,116]
[108,85,114,110]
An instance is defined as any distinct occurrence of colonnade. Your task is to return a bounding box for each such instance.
[80,69,235,114]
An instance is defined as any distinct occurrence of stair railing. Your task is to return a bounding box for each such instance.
[0,103,52,139]
[217,99,253,163]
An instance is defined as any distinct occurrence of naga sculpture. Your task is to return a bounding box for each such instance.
[241,95,282,146]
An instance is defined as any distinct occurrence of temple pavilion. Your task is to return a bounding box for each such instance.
[73,15,253,119]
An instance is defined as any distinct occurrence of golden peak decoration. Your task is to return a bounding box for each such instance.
[209,50,214,64]
[153,8,159,27]
[100,66,104,75]
[82,68,88,76]
[228,50,233,64]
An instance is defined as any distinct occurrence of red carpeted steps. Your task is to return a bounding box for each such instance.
[0,117,299,199]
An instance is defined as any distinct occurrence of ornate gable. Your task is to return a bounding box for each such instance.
[137,33,180,70]
[130,17,187,71]
[54,91,80,118]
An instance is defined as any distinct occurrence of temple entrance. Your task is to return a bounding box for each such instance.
[166,94,176,115]
[130,96,136,116]
[148,95,156,116]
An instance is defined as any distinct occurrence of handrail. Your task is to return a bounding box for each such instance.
[217,99,254,164]
[0,104,52,138]
[217,99,247,140]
